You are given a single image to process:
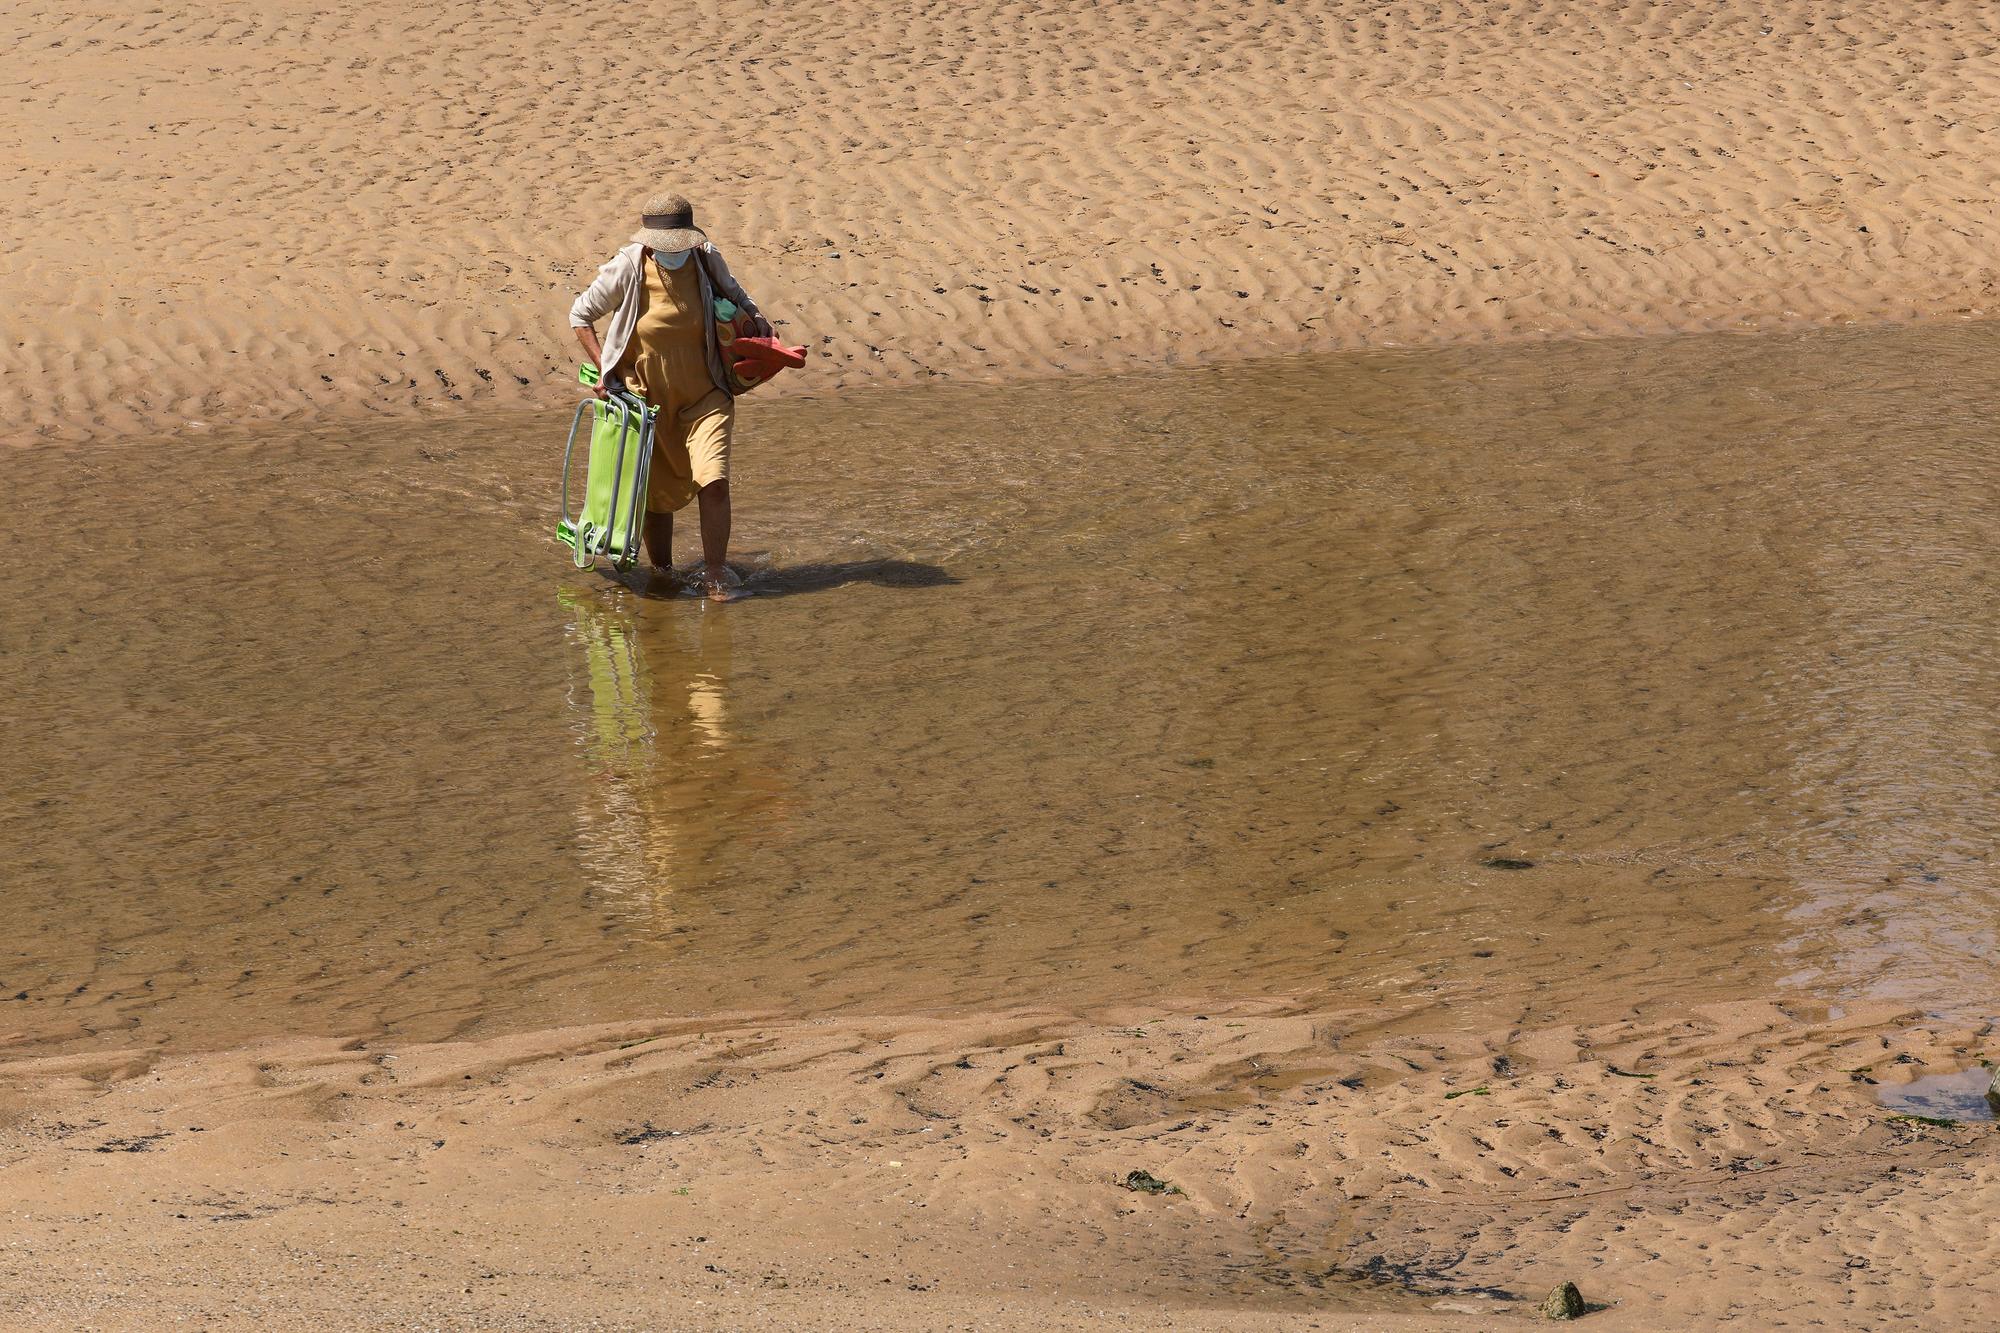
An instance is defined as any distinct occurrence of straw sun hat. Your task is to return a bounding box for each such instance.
[631,193,707,253]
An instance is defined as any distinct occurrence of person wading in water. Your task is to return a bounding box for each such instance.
[569,193,770,601]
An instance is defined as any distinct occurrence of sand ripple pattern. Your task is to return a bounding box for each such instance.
[0,1001,1990,1327]
[4,1,2000,439]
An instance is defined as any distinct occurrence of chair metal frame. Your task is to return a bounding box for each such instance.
[558,386,656,572]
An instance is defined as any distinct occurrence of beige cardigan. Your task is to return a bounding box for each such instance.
[568,242,762,397]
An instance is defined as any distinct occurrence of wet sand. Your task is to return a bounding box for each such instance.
[3,321,1998,1326]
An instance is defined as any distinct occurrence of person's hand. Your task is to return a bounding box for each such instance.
[749,313,773,339]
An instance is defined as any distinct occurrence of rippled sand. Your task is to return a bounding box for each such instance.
[9,0,2000,440]
[2,323,1996,1327]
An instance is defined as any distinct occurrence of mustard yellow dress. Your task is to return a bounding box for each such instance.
[612,254,734,513]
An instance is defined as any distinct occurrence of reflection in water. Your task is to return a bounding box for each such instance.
[563,586,654,905]
[561,588,790,924]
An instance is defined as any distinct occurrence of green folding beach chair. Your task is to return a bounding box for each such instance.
[557,364,656,571]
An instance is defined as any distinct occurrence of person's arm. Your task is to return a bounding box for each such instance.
[568,252,628,394]
[704,246,772,337]
[573,324,608,398]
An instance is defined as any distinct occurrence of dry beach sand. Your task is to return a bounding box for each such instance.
[3,0,2000,441]
[2,1001,1996,1329]
[4,1,2000,1329]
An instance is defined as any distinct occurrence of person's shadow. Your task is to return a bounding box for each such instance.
[608,558,957,600]
[747,558,958,597]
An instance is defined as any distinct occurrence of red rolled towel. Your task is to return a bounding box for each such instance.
[728,335,808,369]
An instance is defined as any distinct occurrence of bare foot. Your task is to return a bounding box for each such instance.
[702,564,742,603]
[647,565,684,595]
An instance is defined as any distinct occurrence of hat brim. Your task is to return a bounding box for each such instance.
[632,225,707,253]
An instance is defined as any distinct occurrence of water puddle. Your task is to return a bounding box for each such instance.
[1878,1068,1999,1124]
[3,321,1996,1052]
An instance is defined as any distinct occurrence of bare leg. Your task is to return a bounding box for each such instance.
[697,479,734,600]
[643,510,677,585]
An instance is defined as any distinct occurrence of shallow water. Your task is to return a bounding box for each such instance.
[1876,1067,1998,1124]
[3,322,1996,1051]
